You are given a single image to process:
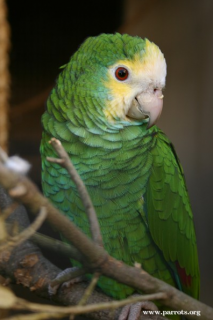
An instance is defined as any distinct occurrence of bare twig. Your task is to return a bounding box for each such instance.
[46,157,64,164]
[0,207,47,252]
[0,202,18,220]
[78,272,100,306]
[70,273,100,320]
[0,202,18,243]
[47,138,103,247]
[30,230,84,262]
[5,289,167,315]
[5,221,83,262]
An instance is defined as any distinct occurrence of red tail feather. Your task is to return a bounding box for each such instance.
[175,262,192,287]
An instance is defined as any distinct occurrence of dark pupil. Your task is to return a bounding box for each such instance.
[118,69,127,78]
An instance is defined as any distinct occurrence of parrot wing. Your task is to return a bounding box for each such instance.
[144,129,199,299]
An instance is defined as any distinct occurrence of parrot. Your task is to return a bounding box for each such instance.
[40,33,200,308]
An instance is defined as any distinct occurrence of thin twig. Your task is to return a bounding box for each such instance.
[0,202,18,220]
[5,221,84,262]
[30,230,84,262]
[78,272,100,306]
[0,207,47,252]
[69,273,100,320]
[15,292,166,315]
[68,272,101,320]
[0,202,19,243]
[46,157,64,165]
[48,138,103,247]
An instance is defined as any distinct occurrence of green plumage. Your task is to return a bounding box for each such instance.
[40,33,199,301]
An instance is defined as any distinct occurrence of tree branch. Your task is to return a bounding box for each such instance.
[0,187,135,320]
[30,231,83,262]
[0,155,212,319]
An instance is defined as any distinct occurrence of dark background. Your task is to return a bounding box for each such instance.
[8,0,123,183]
[6,0,213,308]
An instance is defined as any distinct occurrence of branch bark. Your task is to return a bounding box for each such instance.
[0,160,212,319]
[0,186,120,320]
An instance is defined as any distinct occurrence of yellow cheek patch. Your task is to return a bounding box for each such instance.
[103,84,131,121]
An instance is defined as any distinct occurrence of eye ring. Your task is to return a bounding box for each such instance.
[115,67,129,81]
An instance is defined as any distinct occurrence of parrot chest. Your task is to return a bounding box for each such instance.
[61,134,155,256]
[41,127,156,245]
[41,128,178,298]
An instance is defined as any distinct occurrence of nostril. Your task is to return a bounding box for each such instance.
[153,88,163,98]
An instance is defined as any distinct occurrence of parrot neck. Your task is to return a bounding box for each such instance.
[42,86,158,192]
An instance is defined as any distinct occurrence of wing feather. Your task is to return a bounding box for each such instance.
[145,129,199,298]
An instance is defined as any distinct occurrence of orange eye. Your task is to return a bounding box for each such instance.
[115,67,129,81]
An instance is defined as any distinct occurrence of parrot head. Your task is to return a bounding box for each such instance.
[59,33,167,129]
[104,37,166,128]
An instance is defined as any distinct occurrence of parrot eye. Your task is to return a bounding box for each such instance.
[115,67,129,81]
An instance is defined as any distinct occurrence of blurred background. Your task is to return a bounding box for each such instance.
[1,0,212,307]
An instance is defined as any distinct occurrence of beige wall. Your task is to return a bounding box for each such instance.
[121,0,213,305]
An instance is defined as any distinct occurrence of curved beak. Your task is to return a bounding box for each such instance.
[127,89,164,128]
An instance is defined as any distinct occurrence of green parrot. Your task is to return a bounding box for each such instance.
[40,33,199,304]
